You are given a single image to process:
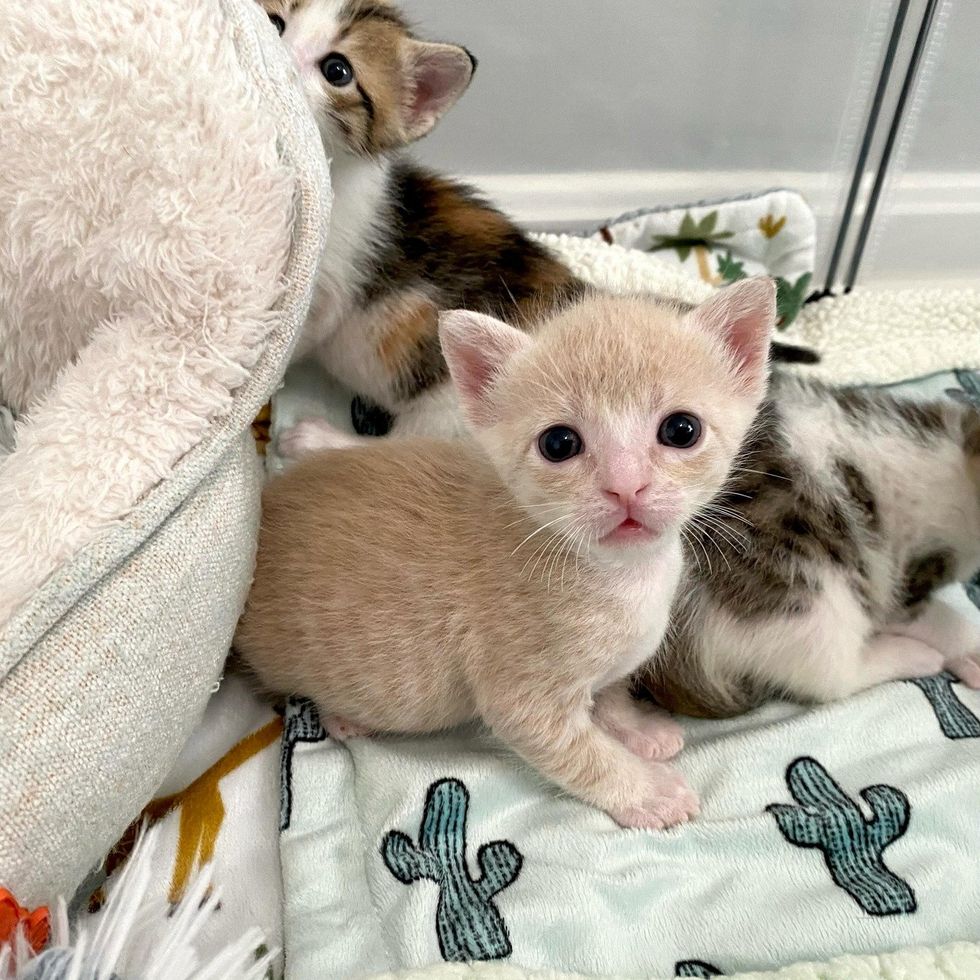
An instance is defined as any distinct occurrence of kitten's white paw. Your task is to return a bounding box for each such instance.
[278,417,355,459]
[609,764,700,830]
[947,654,980,689]
[611,714,685,761]
[324,714,372,741]
[898,645,946,680]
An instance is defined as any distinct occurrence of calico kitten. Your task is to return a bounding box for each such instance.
[259,0,815,440]
[235,279,776,827]
[639,374,980,717]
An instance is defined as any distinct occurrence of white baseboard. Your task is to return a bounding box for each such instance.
[458,169,980,286]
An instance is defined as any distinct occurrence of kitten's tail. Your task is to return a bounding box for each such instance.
[770,340,820,365]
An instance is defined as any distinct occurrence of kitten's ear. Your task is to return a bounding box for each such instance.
[693,277,776,392]
[400,40,476,143]
[440,310,530,427]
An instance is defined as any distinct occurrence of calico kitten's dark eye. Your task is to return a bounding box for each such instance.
[320,53,354,87]
[538,426,583,462]
[268,13,286,35]
[658,412,702,449]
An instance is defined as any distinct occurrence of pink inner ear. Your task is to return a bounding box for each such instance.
[440,311,530,427]
[451,340,498,409]
[696,278,775,388]
[408,47,471,127]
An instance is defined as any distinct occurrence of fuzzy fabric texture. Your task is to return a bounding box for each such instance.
[0,0,330,907]
[0,0,294,624]
[533,234,980,384]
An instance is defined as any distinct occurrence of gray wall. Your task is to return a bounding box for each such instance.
[404,0,979,286]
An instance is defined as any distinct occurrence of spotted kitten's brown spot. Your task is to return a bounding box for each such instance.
[835,458,879,532]
[895,400,949,439]
[832,387,877,422]
[685,400,884,622]
[963,409,980,456]
[899,549,956,610]
[636,645,774,719]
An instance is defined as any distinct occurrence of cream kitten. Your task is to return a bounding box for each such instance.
[235,279,775,828]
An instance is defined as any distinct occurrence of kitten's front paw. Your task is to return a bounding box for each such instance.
[609,764,700,830]
[611,713,685,761]
[278,417,353,459]
[946,654,980,689]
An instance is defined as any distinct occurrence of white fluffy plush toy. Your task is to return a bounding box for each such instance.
[0,0,329,908]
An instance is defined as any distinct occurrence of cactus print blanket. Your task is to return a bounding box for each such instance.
[279,366,980,977]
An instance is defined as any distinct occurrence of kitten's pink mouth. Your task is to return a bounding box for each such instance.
[601,517,656,545]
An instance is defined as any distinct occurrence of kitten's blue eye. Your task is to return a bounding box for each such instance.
[321,53,354,87]
[538,426,583,462]
[268,13,286,35]
[658,413,702,449]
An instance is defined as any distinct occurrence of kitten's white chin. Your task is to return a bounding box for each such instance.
[591,526,679,565]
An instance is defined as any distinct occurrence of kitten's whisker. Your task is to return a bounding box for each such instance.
[702,503,755,528]
[697,517,750,549]
[692,514,748,555]
[511,514,575,558]
[502,504,568,531]
[522,530,561,579]
[729,466,791,482]
[680,528,702,575]
[683,524,713,576]
[691,518,738,567]
[691,520,734,571]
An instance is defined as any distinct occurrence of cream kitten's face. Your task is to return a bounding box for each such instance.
[440,282,777,563]
[258,0,475,157]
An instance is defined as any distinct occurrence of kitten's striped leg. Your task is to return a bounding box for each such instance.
[593,680,685,761]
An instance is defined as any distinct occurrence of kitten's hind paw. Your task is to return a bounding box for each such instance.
[594,683,685,760]
[278,417,358,459]
[609,712,685,761]
[946,654,980,689]
[609,764,700,830]
[324,714,373,741]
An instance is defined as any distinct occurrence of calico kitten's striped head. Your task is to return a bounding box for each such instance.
[259,0,476,157]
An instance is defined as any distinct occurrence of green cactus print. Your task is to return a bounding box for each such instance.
[774,272,812,327]
[716,251,811,328]
[767,757,916,916]
[649,211,734,262]
[675,959,724,977]
[907,672,980,740]
[381,779,523,962]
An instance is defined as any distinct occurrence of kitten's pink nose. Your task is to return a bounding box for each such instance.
[602,481,650,508]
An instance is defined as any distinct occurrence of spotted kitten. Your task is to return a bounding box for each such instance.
[260,0,816,440]
[640,376,980,716]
